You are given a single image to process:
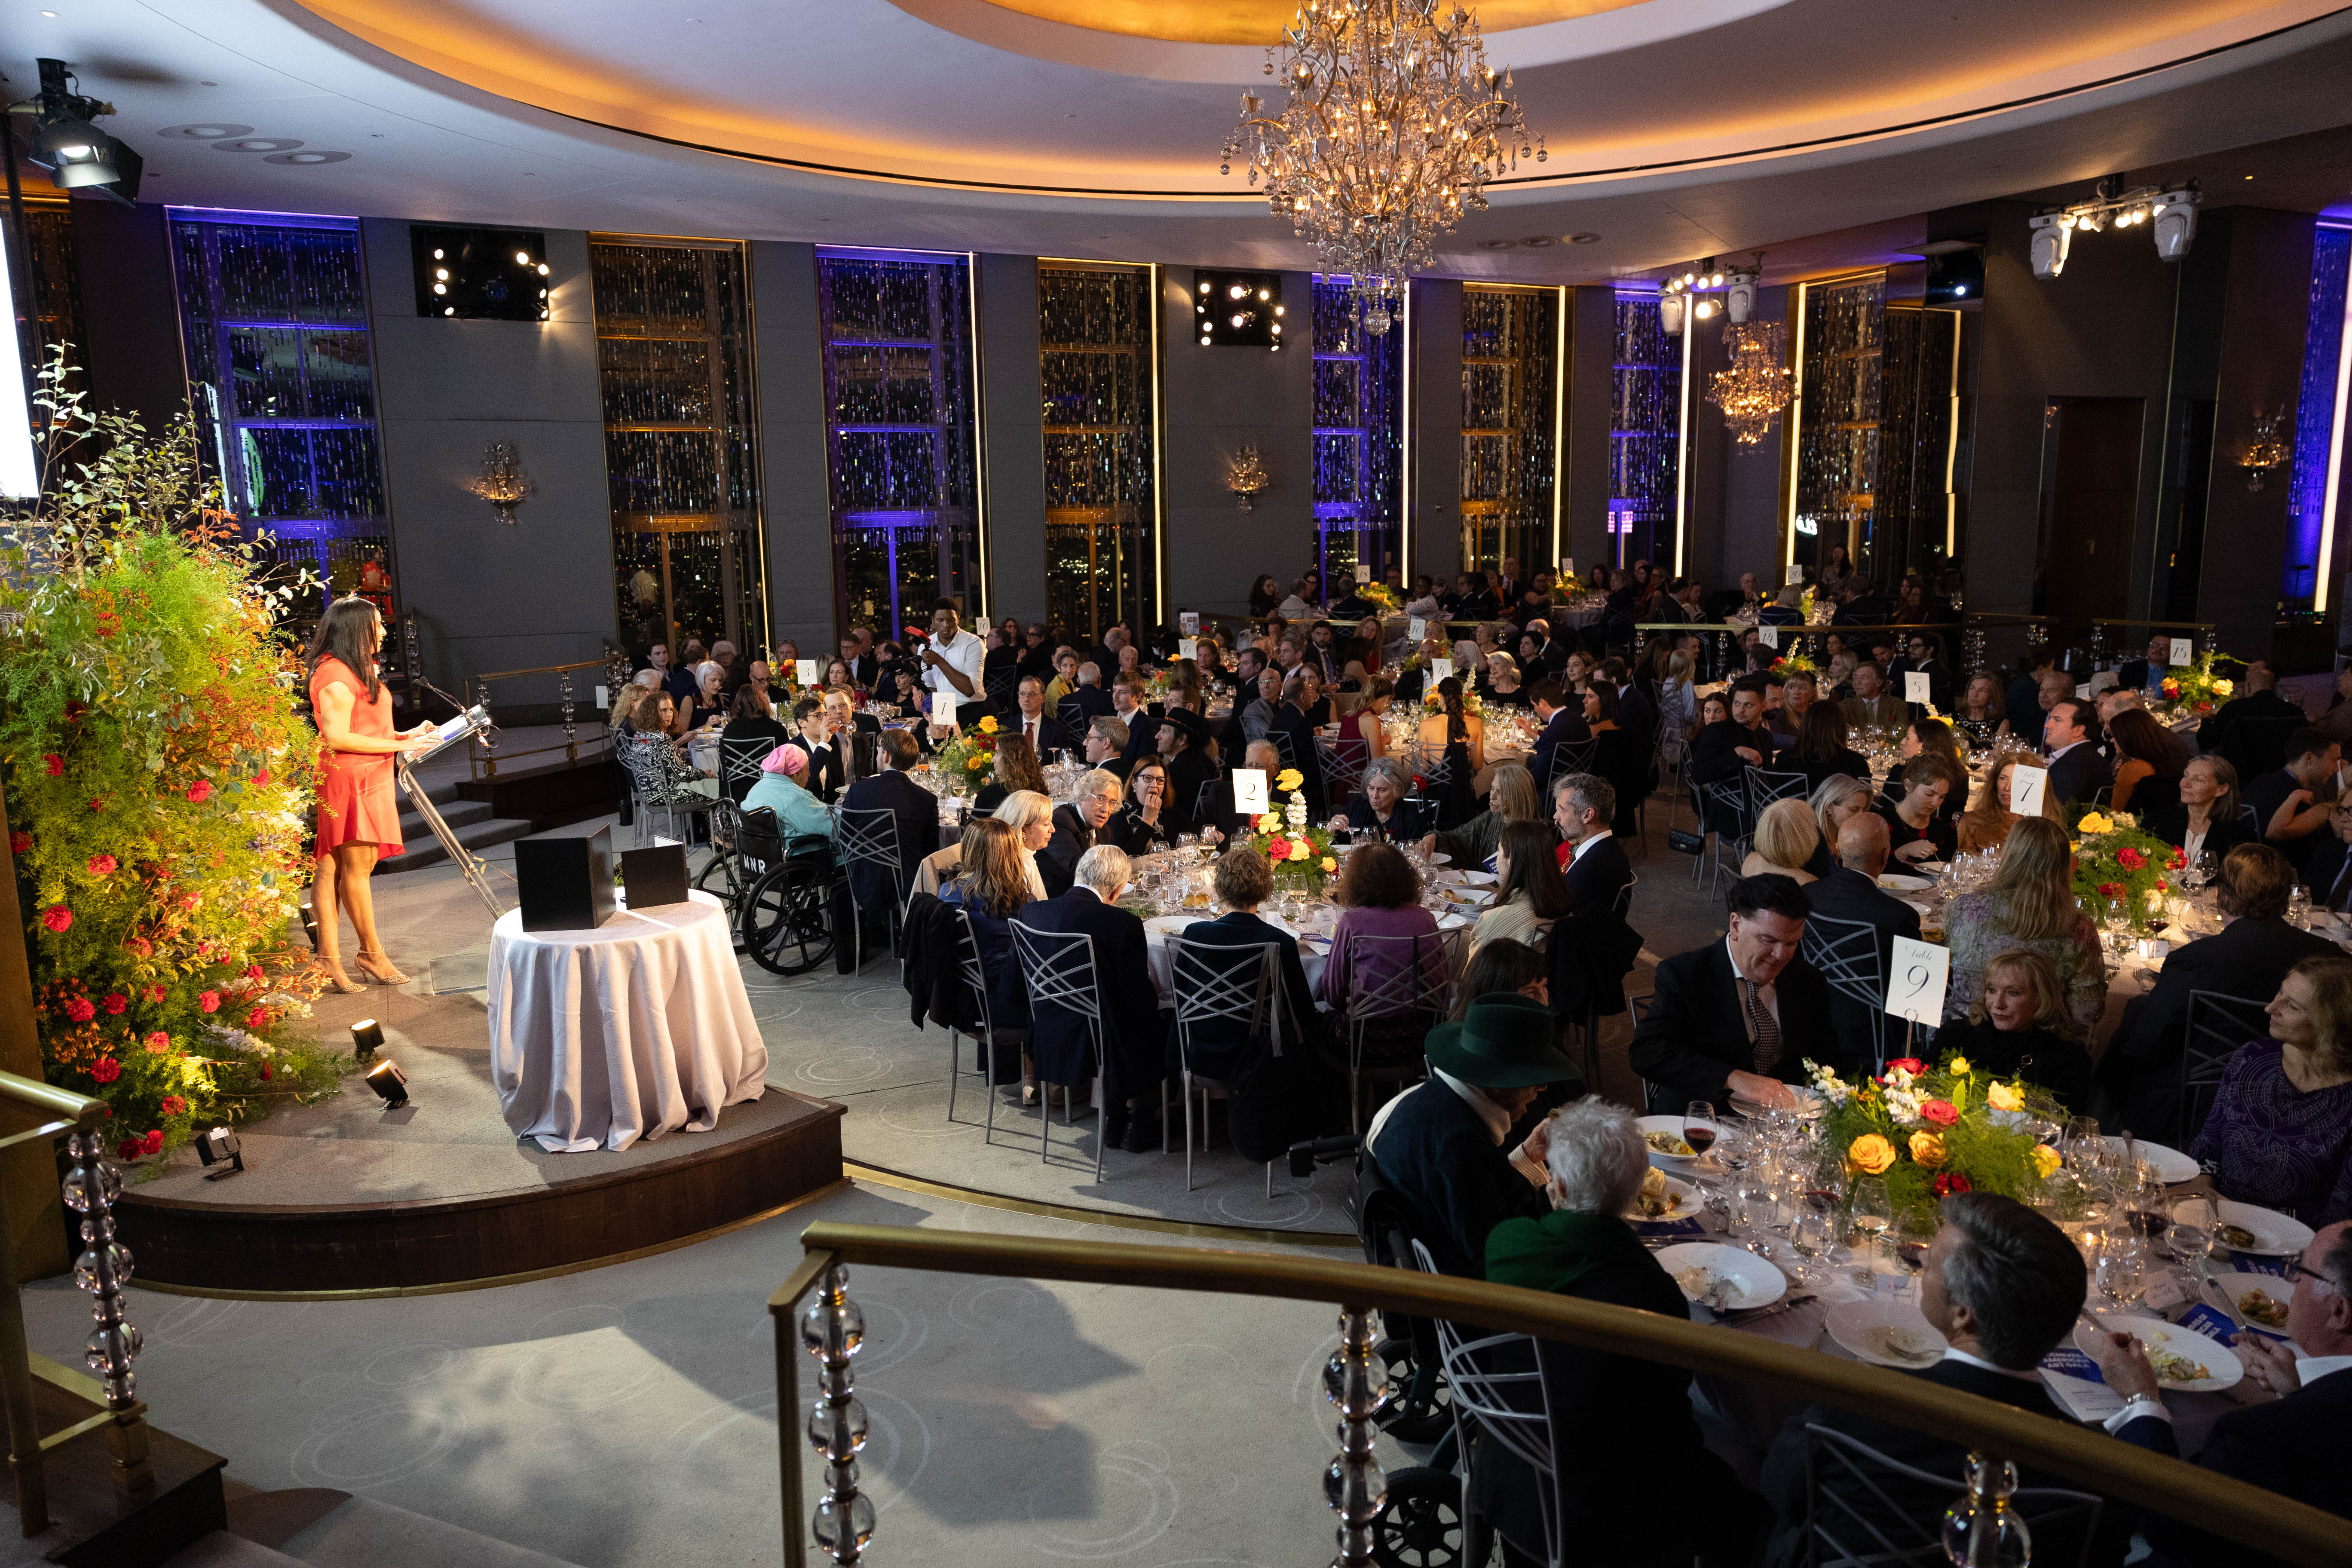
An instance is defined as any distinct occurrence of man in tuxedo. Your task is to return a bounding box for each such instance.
[1008,675,1076,760]
[1688,681,1773,836]
[1016,845,1167,1152]
[2246,726,2341,874]
[2093,844,2340,1142]
[1628,874,1840,1112]
[1040,769,1121,897]
[1801,814,1922,1070]
[1492,554,1522,607]
[2115,633,2177,699]
[1305,620,1342,683]
[1760,1194,2114,1568]
[1156,707,1218,833]
[2093,1219,2352,1558]
[2040,697,2110,809]
[1067,662,1116,722]
[1081,715,1130,770]
[794,696,848,803]
[1553,773,1632,913]
[1525,680,1590,798]
[838,729,938,911]
[837,634,881,693]
[1895,632,1954,714]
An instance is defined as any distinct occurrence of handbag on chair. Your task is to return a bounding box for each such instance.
[1665,779,1706,857]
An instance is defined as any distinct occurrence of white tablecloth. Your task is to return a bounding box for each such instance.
[487,891,769,1152]
[1142,913,1331,1005]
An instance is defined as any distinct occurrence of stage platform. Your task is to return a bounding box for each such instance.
[116,977,844,1296]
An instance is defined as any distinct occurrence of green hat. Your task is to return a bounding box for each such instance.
[1424,994,1580,1089]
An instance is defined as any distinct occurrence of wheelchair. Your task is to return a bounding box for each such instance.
[735,812,846,977]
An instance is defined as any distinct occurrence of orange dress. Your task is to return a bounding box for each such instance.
[310,656,404,856]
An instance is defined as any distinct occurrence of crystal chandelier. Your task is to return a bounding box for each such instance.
[1221,1,1542,336]
[1707,322,1794,446]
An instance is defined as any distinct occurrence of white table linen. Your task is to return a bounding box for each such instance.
[488,891,768,1152]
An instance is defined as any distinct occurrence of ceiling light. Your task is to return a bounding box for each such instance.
[1271,322,1282,334]
[1568,233,1600,244]
[1274,305,1284,315]
[1199,281,1210,293]
[1231,313,1246,328]
[1479,239,1517,251]
[515,250,531,264]
[435,267,448,279]
[1694,299,1715,319]
[537,263,549,275]
[1708,322,1793,445]
[1521,236,1554,248]
[445,306,455,316]
[433,283,446,294]
[1229,284,1245,298]
[433,248,445,260]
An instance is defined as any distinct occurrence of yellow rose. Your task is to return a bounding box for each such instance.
[1848,1134,1897,1176]
[977,715,998,735]
[1947,1056,1972,1077]
[1320,856,1337,873]
[1256,812,1280,833]
[2030,1144,2062,1179]
[2212,678,2234,696]
[2076,812,2113,835]
[1985,1080,2024,1112]
[1908,1131,1948,1168]
[1289,839,1311,862]
[965,756,989,772]
[1276,768,1304,793]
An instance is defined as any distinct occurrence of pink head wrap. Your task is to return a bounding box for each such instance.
[760,744,809,777]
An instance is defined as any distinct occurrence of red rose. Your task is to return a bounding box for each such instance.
[1932,1172,1972,1197]
[259,1063,273,1081]
[245,1007,267,1029]
[40,906,72,934]
[116,1137,141,1161]
[145,985,165,1004]
[64,997,95,1023]
[1885,1057,1926,1076]
[2116,847,2145,871]
[199,991,220,1013]
[187,781,214,803]
[8,831,27,855]
[253,770,270,787]
[86,854,117,876]
[102,993,126,1016]
[140,1130,163,1156]
[89,1056,120,1084]
[144,1032,168,1054]
[160,1096,186,1116]
[1920,1099,1960,1127]
[2098,881,2124,900]
[42,754,62,776]
[1267,836,1293,859]
[245,964,264,981]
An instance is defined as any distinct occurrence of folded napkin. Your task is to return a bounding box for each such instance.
[1632,1216,1706,1239]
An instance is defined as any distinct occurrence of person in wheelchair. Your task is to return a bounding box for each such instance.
[743,744,836,843]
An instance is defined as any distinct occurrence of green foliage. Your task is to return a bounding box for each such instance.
[1813,1052,2059,1228]
[2064,808,2181,927]
[1,347,343,1158]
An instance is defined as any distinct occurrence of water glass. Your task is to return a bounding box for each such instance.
[2165,1193,2216,1264]
[2289,885,2313,930]
[2095,1231,2147,1310]
[1787,1205,1834,1286]
[1849,1176,1893,1283]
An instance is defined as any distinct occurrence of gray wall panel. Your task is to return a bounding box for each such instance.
[749,239,832,659]
[978,252,1047,628]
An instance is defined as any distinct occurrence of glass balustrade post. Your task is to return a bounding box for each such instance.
[559,671,578,764]
[62,1131,150,1491]
[1320,1304,1390,1568]
[474,678,498,782]
[801,1263,873,1564]
[1943,1450,2027,1568]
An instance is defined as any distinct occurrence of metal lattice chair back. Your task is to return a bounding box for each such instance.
[946,906,1004,1138]
[1270,729,1298,769]
[1168,938,1278,1055]
[1319,735,1367,803]
[1613,873,1638,919]
[1803,910,1891,1069]
[1342,929,1456,1023]
[1408,1238,1563,1563]
[718,735,772,803]
[2181,990,2271,1144]
[1747,765,1810,817]
[837,808,904,886]
[1545,737,1597,800]
[1010,919,1109,1176]
[1801,1423,2104,1568]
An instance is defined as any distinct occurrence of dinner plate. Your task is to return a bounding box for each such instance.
[2202,1271,2296,1336]
[1636,1115,1703,1164]
[1654,1243,1786,1313]
[2212,1199,2315,1257]
[1729,1085,1826,1121]
[1622,1173,1702,1225]
[2073,1314,2242,1393]
[1426,852,1452,865]
[1826,1299,1949,1369]
[1877,873,1936,893]
[1142,915,1203,937]
[2101,1136,2199,1185]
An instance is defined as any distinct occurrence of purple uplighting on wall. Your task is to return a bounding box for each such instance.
[2286,225,2352,604]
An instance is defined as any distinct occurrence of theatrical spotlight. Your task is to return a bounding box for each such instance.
[2031,176,2200,280]
[351,1018,386,1061]
[365,1057,411,1109]
[2150,186,2201,261]
[1659,291,1685,337]
[195,1126,245,1180]
[7,59,143,205]
[2028,212,2072,280]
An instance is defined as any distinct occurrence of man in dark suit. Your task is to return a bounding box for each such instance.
[1038,769,1121,897]
[1015,845,1167,1152]
[1832,582,1894,625]
[1007,675,1075,760]
[1155,706,1219,834]
[2092,1219,2352,1560]
[1455,571,1502,622]
[1801,814,1922,1072]
[2244,726,2342,875]
[2005,650,2058,726]
[2115,633,2178,700]
[1628,874,1842,1112]
[1365,994,1577,1279]
[1266,683,1325,817]
[1524,680,1590,797]
[1894,631,1954,714]
[1760,1193,2115,1568]
[2040,696,2109,809]
[2302,800,2352,913]
[2093,844,2340,1143]
[837,634,882,693]
[837,729,938,910]
[1553,772,1633,913]
[1688,681,1774,836]
[1066,663,1116,722]
[794,696,850,804]
[2197,660,2304,763]
[1303,620,1343,684]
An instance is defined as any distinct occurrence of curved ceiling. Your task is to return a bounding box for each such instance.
[967,0,1660,47]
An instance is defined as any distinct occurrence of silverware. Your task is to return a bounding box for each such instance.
[2196,1259,2247,1332]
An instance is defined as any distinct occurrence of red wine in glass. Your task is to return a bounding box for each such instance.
[1896,1240,1931,1271]
[1683,1102,1719,1158]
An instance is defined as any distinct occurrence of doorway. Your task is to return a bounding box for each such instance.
[2037,398,2144,628]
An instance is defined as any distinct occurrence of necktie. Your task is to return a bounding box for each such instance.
[1026,719,1037,749]
[1742,977,1782,1075]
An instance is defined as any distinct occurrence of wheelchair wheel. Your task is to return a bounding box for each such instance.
[739,862,835,976]
[691,845,741,919]
[1372,1335,1452,1446]
[1369,1466,1463,1568]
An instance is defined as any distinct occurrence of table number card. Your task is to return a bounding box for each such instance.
[2169,637,2193,666]
[1904,671,1931,705]
[1562,558,1574,580]
[594,685,609,711]
[1430,657,1455,684]
[1758,624,1779,649]
[1179,612,1200,637]
[1354,562,1371,582]
[1886,936,1949,1026]
[1232,769,1268,816]
[2009,764,2049,819]
[2074,683,2092,701]
[1179,637,1198,660]
[796,659,821,687]
[1787,563,1807,586]
[1408,617,1427,643]
[931,686,957,728]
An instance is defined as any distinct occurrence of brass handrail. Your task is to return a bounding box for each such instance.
[464,657,625,780]
[2090,618,2219,632]
[466,658,616,683]
[772,1221,2352,1568]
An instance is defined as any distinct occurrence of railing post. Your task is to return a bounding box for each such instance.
[801,1263,873,1564]
[1944,1450,2027,1567]
[0,1191,47,1535]
[62,1131,149,1491]
[474,678,497,782]
[559,671,577,766]
[1321,1304,1390,1568]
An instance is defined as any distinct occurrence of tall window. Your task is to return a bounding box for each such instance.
[1312,275,1405,589]
[1789,275,1886,579]
[1040,263,1158,641]
[1458,284,1559,579]
[2287,225,2352,610]
[171,209,388,622]
[590,238,765,664]
[815,250,981,639]
[9,198,83,385]
[1610,293,1681,572]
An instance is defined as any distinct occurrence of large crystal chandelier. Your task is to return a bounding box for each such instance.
[1221,2,1542,336]
[1708,322,1794,445]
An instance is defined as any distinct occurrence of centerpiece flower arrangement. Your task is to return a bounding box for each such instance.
[2065,807,2181,929]
[1246,769,1338,891]
[2156,648,2235,717]
[931,713,998,792]
[1357,579,1400,616]
[1767,649,1820,678]
[1810,1053,2063,1226]
[1424,686,1485,717]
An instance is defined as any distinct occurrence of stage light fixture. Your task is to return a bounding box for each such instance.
[195,1126,245,1179]
[2028,211,2072,280]
[351,1018,385,1060]
[2150,188,2200,261]
[1693,299,1714,320]
[1192,268,1283,350]
[2032,178,2199,278]
[9,60,142,203]
[433,248,446,260]
[1198,280,1210,293]
[1724,267,1758,325]
[365,1057,410,1109]
[1659,291,1685,337]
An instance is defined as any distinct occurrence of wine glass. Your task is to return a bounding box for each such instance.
[2165,1193,2215,1265]
[1683,1102,1720,1161]
[2096,1231,2147,1311]
[2289,885,2313,931]
[1850,1176,1894,1281]
[1893,1210,1938,1289]
[1788,1204,1834,1287]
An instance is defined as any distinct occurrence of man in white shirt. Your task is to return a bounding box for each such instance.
[918,601,983,706]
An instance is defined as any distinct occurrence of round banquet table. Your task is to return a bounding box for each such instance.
[487,890,769,1152]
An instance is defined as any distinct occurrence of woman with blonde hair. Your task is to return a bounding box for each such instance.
[1422,761,1539,872]
[2191,954,2352,1223]
[1956,747,2065,854]
[1931,947,2093,1110]
[1805,773,1874,878]
[1951,673,2009,749]
[1942,817,2107,1038]
[991,789,1054,900]
[1742,796,1822,885]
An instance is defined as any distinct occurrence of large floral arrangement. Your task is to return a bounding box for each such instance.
[1244,769,1337,890]
[3,349,341,1158]
[1424,686,1485,717]
[1357,580,1401,616]
[932,713,998,790]
[1812,1052,2062,1226]
[2065,807,2181,928]
[1768,649,1820,678]
[2157,648,2236,717]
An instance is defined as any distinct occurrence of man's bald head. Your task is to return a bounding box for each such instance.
[1838,811,1892,878]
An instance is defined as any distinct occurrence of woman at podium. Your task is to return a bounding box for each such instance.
[308,597,437,993]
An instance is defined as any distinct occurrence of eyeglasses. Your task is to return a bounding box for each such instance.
[2283,1256,2341,1292]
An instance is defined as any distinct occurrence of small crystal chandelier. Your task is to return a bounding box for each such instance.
[468,441,536,526]
[1708,322,1794,446]
[1221,1,1542,336]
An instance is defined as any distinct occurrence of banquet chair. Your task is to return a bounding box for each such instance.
[946,906,1018,1143]
[617,735,661,847]
[625,732,719,847]
[1543,738,1597,807]
[1269,729,1298,770]
[1746,764,1810,818]
[1409,1239,1553,1568]
[1800,1424,2104,1568]
[1318,735,1367,806]
[1339,928,1458,1134]
[1009,920,1111,1181]
[1802,911,1892,1072]
[836,807,906,976]
[1696,778,1752,900]
[1166,937,1281,1195]
[2179,989,2272,1146]
[717,735,770,805]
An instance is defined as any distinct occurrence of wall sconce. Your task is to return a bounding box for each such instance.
[469,441,536,524]
[2241,409,2289,491]
[1228,445,1269,511]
